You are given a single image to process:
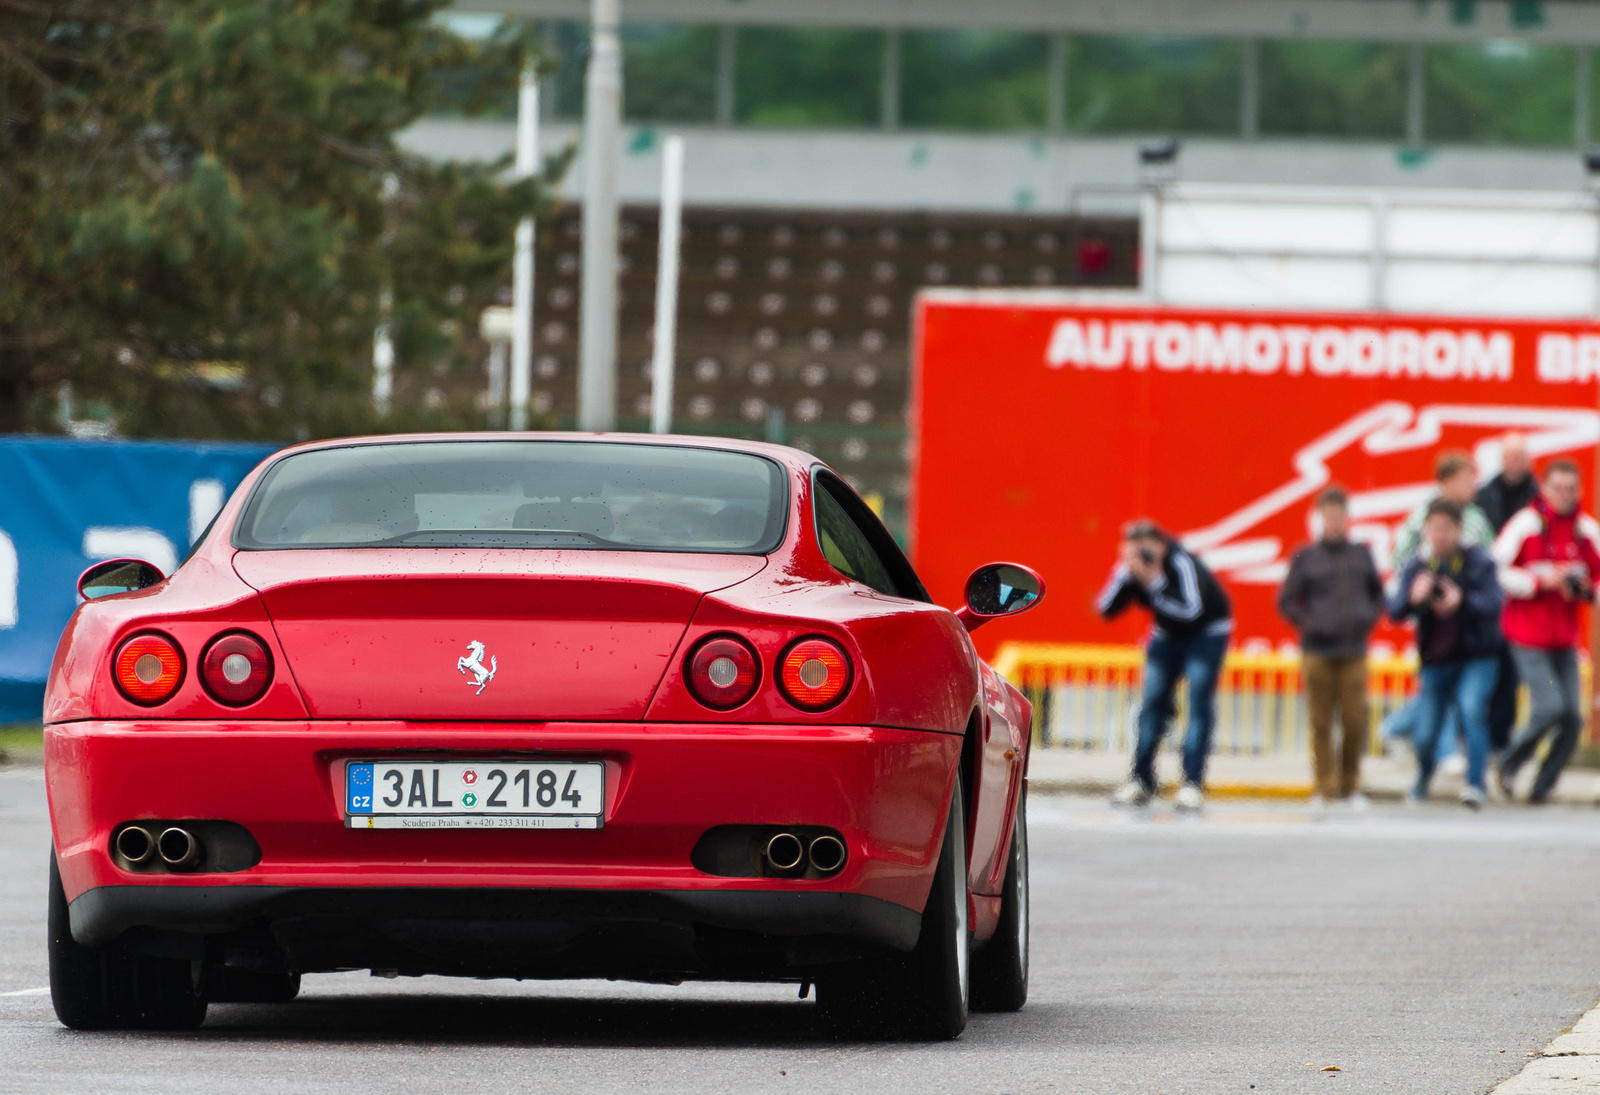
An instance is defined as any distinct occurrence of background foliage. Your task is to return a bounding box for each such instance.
[532,20,1593,144]
[1426,41,1576,145]
[1260,41,1408,138]
[901,32,1049,131]
[0,0,563,440]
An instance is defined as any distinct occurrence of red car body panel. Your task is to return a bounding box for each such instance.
[48,721,959,916]
[231,550,766,721]
[43,432,1034,979]
[45,554,309,724]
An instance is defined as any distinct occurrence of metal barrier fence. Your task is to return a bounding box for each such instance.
[991,642,1593,755]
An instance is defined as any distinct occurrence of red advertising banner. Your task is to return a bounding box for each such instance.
[909,295,1600,659]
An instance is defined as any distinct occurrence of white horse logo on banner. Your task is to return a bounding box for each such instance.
[456,640,498,695]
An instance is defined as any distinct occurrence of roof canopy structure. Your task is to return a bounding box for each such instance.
[464,0,1600,45]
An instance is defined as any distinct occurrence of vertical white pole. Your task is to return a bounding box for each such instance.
[579,0,622,432]
[1140,187,1162,302]
[487,338,508,426]
[373,172,399,414]
[651,135,685,435]
[372,322,394,415]
[509,65,539,431]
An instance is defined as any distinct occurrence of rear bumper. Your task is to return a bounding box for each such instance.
[68,885,922,977]
[46,720,959,962]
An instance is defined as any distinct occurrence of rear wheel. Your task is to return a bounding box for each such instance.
[48,852,207,1031]
[970,784,1029,1012]
[818,775,969,1040]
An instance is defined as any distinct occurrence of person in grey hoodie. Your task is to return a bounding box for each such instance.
[1277,486,1385,808]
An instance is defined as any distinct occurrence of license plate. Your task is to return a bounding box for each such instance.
[344,760,604,829]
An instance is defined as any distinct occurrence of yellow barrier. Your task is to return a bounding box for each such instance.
[991,642,1591,755]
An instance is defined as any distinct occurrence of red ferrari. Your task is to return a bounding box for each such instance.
[44,433,1043,1039]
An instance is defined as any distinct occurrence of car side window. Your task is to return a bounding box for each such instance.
[813,477,901,598]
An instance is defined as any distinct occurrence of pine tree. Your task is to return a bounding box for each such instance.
[0,0,564,438]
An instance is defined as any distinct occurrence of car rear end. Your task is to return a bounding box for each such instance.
[45,437,960,1008]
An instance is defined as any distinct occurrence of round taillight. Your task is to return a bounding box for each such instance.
[201,632,273,706]
[779,637,852,711]
[113,633,184,706]
[686,636,760,710]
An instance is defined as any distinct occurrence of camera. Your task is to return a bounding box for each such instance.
[1138,548,1158,566]
[1564,564,1594,603]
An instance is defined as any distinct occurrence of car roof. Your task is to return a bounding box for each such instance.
[257,432,820,475]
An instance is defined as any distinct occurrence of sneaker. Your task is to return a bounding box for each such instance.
[1460,786,1485,810]
[1110,780,1152,808]
[1495,766,1516,801]
[1174,783,1205,811]
[1345,793,1371,812]
[1309,793,1327,817]
[1405,790,1426,808]
[1441,754,1467,778]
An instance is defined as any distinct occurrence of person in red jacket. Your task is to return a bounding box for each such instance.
[1492,459,1600,803]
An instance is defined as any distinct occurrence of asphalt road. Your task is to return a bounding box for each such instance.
[7,766,1600,1095]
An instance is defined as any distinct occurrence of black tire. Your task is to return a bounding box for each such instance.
[207,967,301,1004]
[819,775,969,1040]
[970,784,1029,1012]
[48,851,207,1031]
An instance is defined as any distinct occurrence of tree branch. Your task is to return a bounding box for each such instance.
[0,35,56,91]
[0,0,160,31]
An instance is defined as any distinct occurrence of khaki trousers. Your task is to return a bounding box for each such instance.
[1303,654,1368,799]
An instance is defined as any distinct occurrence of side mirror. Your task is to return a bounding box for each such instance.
[78,559,165,601]
[954,562,1045,633]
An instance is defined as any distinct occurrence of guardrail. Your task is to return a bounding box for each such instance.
[991,642,1592,755]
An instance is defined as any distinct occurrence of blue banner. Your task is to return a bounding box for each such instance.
[0,436,279,723]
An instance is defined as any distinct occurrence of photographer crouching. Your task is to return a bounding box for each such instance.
[1097,520,1233,811]
[1389,499,1503,808]
[1493,459,1600,804]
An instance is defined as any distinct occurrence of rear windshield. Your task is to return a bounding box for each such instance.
[234,441,787,553]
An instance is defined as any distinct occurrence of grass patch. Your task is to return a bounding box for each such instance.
[0,725,43,754]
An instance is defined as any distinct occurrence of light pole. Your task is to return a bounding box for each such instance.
[651,135,684,434]
[372,172,399,415]
[479,305,516,428]
[509,63,539,431]
[578,0,622,432]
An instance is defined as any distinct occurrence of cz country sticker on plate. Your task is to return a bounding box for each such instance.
[345,760,604,829]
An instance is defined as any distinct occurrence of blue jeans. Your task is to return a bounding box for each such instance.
[1415,656,1498,796]
[1133,630,1229,791]
[1382,697,1460,760]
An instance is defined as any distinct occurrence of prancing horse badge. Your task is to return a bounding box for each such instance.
[456,640,497,695]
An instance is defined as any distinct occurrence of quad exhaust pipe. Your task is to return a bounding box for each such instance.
[807,834,847,874]
[762,831,847,877]
[157,826,202,870]
[764,832,806,874]
[115,825,156,865]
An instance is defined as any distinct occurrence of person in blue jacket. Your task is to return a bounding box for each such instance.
[1388,498,1503,809]
[1097,520,1233,811]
